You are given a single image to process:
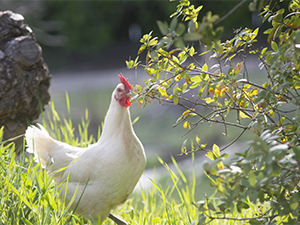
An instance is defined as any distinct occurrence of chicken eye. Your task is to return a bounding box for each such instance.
[117,88,122,92]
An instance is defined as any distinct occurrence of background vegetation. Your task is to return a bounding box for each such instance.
[1,0,283,70]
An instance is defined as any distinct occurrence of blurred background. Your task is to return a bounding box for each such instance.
[1,0,263,70]
[0,0,289,193]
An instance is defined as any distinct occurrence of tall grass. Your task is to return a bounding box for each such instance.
[0,93,261,224]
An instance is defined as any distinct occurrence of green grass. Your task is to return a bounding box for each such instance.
[0,95,266,224]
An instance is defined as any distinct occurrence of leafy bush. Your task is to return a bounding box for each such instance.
[127,0,300,224]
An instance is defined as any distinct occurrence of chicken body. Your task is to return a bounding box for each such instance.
[25,76,146,223]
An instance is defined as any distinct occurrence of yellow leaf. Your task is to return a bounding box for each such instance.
[191,75,202,82]
[202,63,208,72]
[234,62,243,74]
[217,161,224,170]
[196,135,201,144]
[239,111,250,119]
[206,151,214,160]
[183,121,190,130]
[250,89,259,96]
[213,144,220,158]
[175,74,183,81]
[158,86,168,99]
[269,109,275,118]
[201,143,207,149]
[183,121,188,129]
[205,97,215,104]
[190,46,195,56]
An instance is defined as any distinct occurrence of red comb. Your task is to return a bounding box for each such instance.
[118,74,131,91]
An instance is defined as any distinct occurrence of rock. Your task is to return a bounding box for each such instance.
[0,10,51,151]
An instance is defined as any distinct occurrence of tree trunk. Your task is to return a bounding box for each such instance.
[0,10,51,152]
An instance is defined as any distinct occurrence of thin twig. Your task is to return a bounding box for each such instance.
[214,0,248,26]
[207,214,279,222]
[220,127,248,152]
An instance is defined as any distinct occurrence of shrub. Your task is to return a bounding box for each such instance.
[127,0,300,223]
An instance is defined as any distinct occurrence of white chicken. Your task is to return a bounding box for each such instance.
[25,74,146,224]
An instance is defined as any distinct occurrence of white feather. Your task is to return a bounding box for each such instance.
[25,82,146,223]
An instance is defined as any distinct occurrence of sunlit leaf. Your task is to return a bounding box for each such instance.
[158,86,168,99]
[190,46,195,56]
[279,116,285,126]
[181,139,187,154]
[205,97,215,104]
[202,63,208,72]
[138,44,146,54]
[206,151,214,160]
[239,111,250,119]
[201,143,207,149]
[196,135,201,144]
[269,109,275,118]
[212,144,220,158]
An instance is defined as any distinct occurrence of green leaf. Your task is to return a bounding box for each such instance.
[236,201,249,213]
[170,17,178,31]
[249,219,262,225]
[248,171,256,187]
[174,96,179,105]
[157,21,168,35]
[176,23,186,36]
[220,153,229,159]
[279,116,285,126]
[149,50,158,59]
[271,41,278,51]
[290,194,299,210]
[258,190,265,203]
[183,32,202,41]
[174,38,185,49]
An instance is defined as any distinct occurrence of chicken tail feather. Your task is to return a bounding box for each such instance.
[25,124,56,168]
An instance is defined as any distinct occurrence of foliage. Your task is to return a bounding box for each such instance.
[127,0,300,224]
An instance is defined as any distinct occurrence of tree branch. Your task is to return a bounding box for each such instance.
[220,127,248,152]
[214,0,249,26]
